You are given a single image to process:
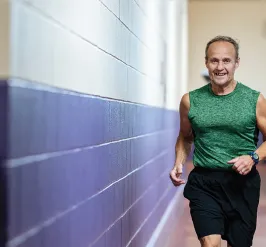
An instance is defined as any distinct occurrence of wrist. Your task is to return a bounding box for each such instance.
[248,151,259,165]
[173,163,183,171]
[173,162,183,167]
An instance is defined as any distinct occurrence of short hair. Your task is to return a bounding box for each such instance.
[205,35,239,60]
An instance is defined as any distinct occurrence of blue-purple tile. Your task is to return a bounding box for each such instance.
[8,81,177,159]
[0,80,8,159]
[6,79,182,247]
[91,234,106,247]
[0,80,8,247]
[105,218,122,247]
[9,86,42,158]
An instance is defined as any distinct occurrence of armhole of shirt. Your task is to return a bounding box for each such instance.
[254,91,261,146]
[254,91,261,121]
[187,91,193,120]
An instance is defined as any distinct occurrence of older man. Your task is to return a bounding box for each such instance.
[170,36,266,247]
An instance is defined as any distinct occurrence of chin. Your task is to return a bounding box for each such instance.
[212,77,231,86]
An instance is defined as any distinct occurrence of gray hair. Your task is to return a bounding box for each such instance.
[205,35,239,60]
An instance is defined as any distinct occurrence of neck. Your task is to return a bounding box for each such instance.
[210,80,237,96]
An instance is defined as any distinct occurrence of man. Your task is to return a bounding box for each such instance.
[170,35,266,247]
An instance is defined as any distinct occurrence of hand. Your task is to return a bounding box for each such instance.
[227,155,254,175]
[169,164,186,186]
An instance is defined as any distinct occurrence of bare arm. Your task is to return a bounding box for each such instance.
[173,93,194,169]
[170,93,194,186]
[255,93,266,160]
[228,93,266,175]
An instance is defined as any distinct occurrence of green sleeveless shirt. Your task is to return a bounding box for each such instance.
[188,82,260,170]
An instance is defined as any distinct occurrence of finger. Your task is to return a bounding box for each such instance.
[236,163,250,173]
[239,169,248,175]
[243,169,252,175]
[172,179,186,186]
[170,171,182,180]
[169,173,184,183]
[170,174,182,183]
[238,169,245,175]
[241,166,252,175]
[232,162,241,170]
[237,166,250,175]
[228,157,239,164]
[235,163,244,171]
[235,166,244,174]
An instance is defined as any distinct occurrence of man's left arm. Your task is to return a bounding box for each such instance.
[228,93,266,175]
[254,93,266,160]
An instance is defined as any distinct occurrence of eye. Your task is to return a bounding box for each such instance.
[210,59,218,64]
[223,59,231,64]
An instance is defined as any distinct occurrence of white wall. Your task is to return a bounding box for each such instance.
[166,0,188,109]
[188,0,266,94]
[0,1,9,78]
[10,0,188,110]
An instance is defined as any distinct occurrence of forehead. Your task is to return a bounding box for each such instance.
[207,41,236,58]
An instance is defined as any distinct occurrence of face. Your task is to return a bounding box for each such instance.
[205,41,239,87]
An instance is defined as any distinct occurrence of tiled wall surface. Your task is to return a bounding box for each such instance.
[2,79,181,247]
[10,0,171,108]
[0,80,8,246]
[5,1,186,245]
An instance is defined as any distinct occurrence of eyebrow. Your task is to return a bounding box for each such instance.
[210,57,232,60]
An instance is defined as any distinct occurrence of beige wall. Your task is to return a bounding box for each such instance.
[188,0,266,94]
[0,1,9,78]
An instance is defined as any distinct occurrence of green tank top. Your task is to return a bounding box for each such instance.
[188,82,260,170]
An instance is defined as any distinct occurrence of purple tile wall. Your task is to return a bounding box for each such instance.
[0,80,8,247]
[5,79,181,247]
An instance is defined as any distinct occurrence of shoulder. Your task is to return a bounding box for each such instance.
[256,93,266,135]
[238,82,260,95]
[189,84,209,95]
[256,93,266,111]
[180,93,190,112]
[187,84,209,107]
[180,84,209,112]
[237,83,260,107]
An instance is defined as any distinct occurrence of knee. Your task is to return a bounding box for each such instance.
[200,235,221,247]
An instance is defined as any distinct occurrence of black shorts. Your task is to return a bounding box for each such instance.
[183,166,261,247]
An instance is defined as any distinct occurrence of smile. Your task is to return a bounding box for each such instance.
[215,73,227,76]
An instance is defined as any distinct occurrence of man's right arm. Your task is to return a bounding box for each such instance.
[173,93,194,170]
[169,93,193,186]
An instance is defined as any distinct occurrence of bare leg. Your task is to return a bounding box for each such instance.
[199,234,221,247]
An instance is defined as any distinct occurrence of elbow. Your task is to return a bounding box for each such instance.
[184,136,194,145]
[178,132,194,145]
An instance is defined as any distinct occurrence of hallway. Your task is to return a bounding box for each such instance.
[2,0,266,246]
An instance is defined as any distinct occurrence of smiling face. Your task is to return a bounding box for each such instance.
[205,41,239,87]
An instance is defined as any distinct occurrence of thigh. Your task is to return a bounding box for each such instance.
[190,198,224,239]
[184,173,225,238]
[223,172,260,247]
[225,219,255,247]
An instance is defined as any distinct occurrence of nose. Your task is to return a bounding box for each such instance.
[217,61,224,70]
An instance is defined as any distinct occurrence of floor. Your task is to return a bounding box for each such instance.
[167,162,266,247]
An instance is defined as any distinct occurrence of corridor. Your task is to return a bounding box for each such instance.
[1,0,266,246]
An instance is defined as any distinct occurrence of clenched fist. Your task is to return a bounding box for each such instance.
[169,164,186,186]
